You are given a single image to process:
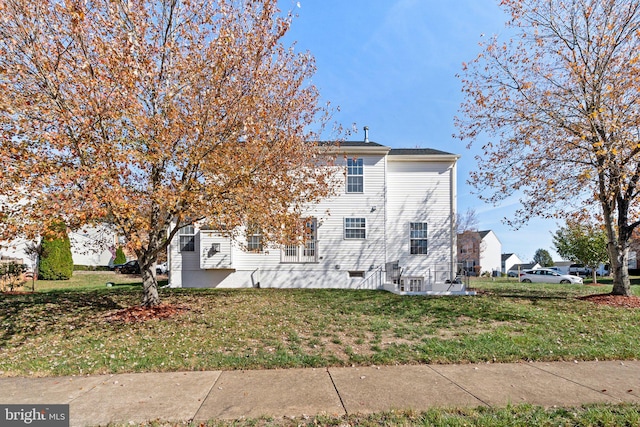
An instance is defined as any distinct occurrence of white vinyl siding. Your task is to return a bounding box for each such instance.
[386,159,454,277]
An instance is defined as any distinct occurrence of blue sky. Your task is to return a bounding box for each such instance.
[281,0,561,263]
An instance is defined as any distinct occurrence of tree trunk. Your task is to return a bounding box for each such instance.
[609,242,631,296]
[602,196,632,296]
[141,264,160,307]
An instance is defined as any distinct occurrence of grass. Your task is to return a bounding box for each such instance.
[110,404,640,426]
[1,275,640,376]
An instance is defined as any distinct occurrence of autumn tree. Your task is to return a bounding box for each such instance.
[553,220,608,283]
[456,0,640,296]
[533,249,554,268]
[0,0,335,306]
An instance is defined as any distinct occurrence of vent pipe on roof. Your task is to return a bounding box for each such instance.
[364,126,369,143]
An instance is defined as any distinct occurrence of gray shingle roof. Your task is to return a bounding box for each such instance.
[318,141,387,148]
[389,148,456,156]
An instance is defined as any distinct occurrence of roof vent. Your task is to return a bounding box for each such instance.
[364,126,369,143]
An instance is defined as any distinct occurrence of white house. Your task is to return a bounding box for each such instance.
[501,253,523,275]
[457,230,502,276]
[168,140,470,294]
[0,226,116,272]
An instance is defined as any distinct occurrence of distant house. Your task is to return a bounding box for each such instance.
[168,140,469,294]
[501,253,523,275]
[507,262,541,275]
[551,261,572,275]
[0,225,117,272]
[457,230,502,276]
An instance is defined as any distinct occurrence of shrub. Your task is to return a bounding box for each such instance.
[38,222,74,280]
[114,246,126,265]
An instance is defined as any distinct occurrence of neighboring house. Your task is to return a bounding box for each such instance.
[501,253,523,275]
[0,225,117,271]
[168,140,469,294]
[457,230,502,276]
[551,261,572,275]
[69,225,117,267]
[507,262,541,275]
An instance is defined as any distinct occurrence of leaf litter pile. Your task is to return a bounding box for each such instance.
[104,304,189,322]
[579,294,640,308]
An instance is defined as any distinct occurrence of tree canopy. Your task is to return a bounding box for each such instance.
[457,0,640,295]
[0,0,335,305]
[533,249,554,267]
[553,220,608,282]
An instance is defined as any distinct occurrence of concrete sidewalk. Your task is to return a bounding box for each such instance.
[2,360,640,426]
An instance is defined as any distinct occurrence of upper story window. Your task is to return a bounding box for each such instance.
[346,158,364,193]
[179,225,195,252]
[345,217,366,239]
[410,222,428,255]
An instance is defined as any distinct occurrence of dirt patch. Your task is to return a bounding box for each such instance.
[578,294,640,308]
[104,304,189,322]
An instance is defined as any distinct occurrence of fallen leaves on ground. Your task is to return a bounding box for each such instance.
[104,304,189,322]
[578,294,640,308]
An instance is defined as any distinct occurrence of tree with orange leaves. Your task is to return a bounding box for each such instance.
[0,0,335,306]
[457,0,640,296]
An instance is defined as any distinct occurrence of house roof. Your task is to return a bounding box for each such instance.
[388,148,456,156]
[318,140,386,147]
[479,230,492,239]
[502,253,516,261]
[507,263,540,271]
[317,141,459,161]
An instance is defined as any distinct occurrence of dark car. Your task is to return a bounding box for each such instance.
[114,260,140,275]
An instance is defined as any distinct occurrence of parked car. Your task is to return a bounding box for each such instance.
[519,268,583,284]
[114,260,140,275]
[156,262,168,275]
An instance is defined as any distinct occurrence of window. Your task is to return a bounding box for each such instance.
[346,158,363,193]
[345,218,366,239]
[179,225,195,252]
[281,217,318,263]
[410,222,428,255]
[348,271,365,278]
[400,277,424,292]
[246,225,263,252]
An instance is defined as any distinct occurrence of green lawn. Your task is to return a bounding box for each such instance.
[1,275,639,377]
[111,404,640,427]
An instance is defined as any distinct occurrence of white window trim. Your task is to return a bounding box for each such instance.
[400,276,424,292]
[179,225,196,252]
[409,222,428,255]
[346,157,364,194]
[344,217,366,240]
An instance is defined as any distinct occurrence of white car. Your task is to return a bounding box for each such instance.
[155,262,168,275]
[519,268,583,284]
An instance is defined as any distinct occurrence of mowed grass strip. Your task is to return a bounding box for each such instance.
[1,277,639,376]
[108,403,640,427]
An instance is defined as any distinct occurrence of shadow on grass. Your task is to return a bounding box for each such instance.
[0,282,167,347]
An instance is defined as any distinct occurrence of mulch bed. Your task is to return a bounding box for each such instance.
[105,304,189,322]
[578,294,640,308]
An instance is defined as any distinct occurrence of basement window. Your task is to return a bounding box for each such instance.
[348,271,365,278]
